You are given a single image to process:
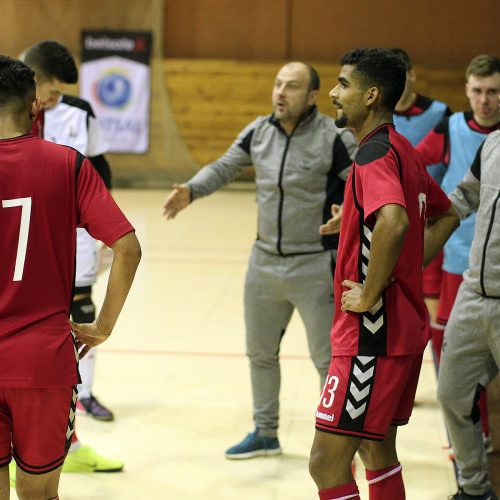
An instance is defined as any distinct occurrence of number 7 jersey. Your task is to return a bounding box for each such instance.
[0,134,134,387]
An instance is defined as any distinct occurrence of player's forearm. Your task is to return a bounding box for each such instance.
[361,208,409,308]
[423,206,460,267]
[96,232,141,334]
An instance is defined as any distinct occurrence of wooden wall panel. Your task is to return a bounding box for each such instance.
[289,0,500,67]
[164,0,288,59]
[163,0,500,67]
[165,59,470,178]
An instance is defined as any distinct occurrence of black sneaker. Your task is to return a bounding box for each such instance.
[449,489,498,500]
[77,394,114,421]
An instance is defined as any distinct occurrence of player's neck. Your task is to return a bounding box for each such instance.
[472,112,500,129]
[0,117,31,139]
[356,111,394,143]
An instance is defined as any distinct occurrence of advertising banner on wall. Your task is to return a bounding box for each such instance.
[80,30,152,153]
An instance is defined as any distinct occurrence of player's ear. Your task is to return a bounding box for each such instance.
[30,97,41,122]
[365,86,379,106]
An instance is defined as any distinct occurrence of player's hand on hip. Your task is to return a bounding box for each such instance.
[162,184,191,220]
[341,278,394,313]
[71,320,111,359]
[319,204,343,235]
[341,280,369,312]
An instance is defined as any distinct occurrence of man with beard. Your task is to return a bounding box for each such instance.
[309,48,457,500]
[163,61,357,459]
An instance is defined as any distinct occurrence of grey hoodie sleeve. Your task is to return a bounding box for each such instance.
[448,143,482,220]
[187,118,262,201]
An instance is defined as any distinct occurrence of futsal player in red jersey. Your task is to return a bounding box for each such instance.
[309,48,459,500]
[0,55,140,499]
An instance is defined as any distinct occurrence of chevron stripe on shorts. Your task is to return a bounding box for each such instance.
[338,356,376,431]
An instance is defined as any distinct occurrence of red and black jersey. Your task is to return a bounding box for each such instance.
[331,124,450,356]
[0,134,133,387]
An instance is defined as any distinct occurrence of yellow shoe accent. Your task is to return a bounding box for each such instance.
[62,445,124,473]
[8,460,15,488]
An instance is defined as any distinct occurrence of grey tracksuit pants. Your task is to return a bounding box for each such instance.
[244,245,334,437]
[437,282,500,496]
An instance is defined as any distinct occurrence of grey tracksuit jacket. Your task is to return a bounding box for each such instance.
[187,106,358,255]
[449,130,500,297]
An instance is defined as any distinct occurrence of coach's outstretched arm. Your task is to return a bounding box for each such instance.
[162,119,258,220]
[72,231,141,357]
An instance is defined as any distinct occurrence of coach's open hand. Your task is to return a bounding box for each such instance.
[163,184,191,220]
[319,204,343,235]
[71,320,111,359]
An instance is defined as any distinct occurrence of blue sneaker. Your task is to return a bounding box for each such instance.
[225,429,281,460]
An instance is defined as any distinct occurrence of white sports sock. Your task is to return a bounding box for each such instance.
[78,348,96,399]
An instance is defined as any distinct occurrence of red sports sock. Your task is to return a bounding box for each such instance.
[430,322,445,368]
[319,481,360,500]
[366,463,405,500]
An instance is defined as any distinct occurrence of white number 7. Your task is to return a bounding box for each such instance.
[2,197,32,281]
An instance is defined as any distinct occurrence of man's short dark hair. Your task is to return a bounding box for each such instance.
[389,48,412,71]
[22,40,78,84]
[0,55,36,115]
[308,65,320,92]
[340,48,406,111]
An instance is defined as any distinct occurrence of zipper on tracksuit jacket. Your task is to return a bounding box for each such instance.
[275,120,301,256]
[480,189,500,298]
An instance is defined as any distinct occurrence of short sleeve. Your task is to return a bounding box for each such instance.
[426,173,451,218]
[356,146,406,221]
[76,159,134,246]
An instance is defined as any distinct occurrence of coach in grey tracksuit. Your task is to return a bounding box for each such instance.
[163,62,357,452]
[437,130,500,498]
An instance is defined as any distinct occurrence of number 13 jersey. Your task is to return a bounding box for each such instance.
[332,124,451,357]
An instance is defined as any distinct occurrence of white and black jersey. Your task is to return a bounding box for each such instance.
[44,95,112,288]
[44,95,111,188]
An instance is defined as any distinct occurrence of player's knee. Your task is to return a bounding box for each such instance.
[309,445,328,484]
[71,296,96,323]
[358,440,398,470]
[16,478,56,500]
[309,435,346,484]
[358,441,379,469]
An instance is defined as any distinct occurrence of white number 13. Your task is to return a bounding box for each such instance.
[2,197,32,281]
[320,375,339,408]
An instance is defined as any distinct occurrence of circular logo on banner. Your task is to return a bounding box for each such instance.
[95,72,131,108]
